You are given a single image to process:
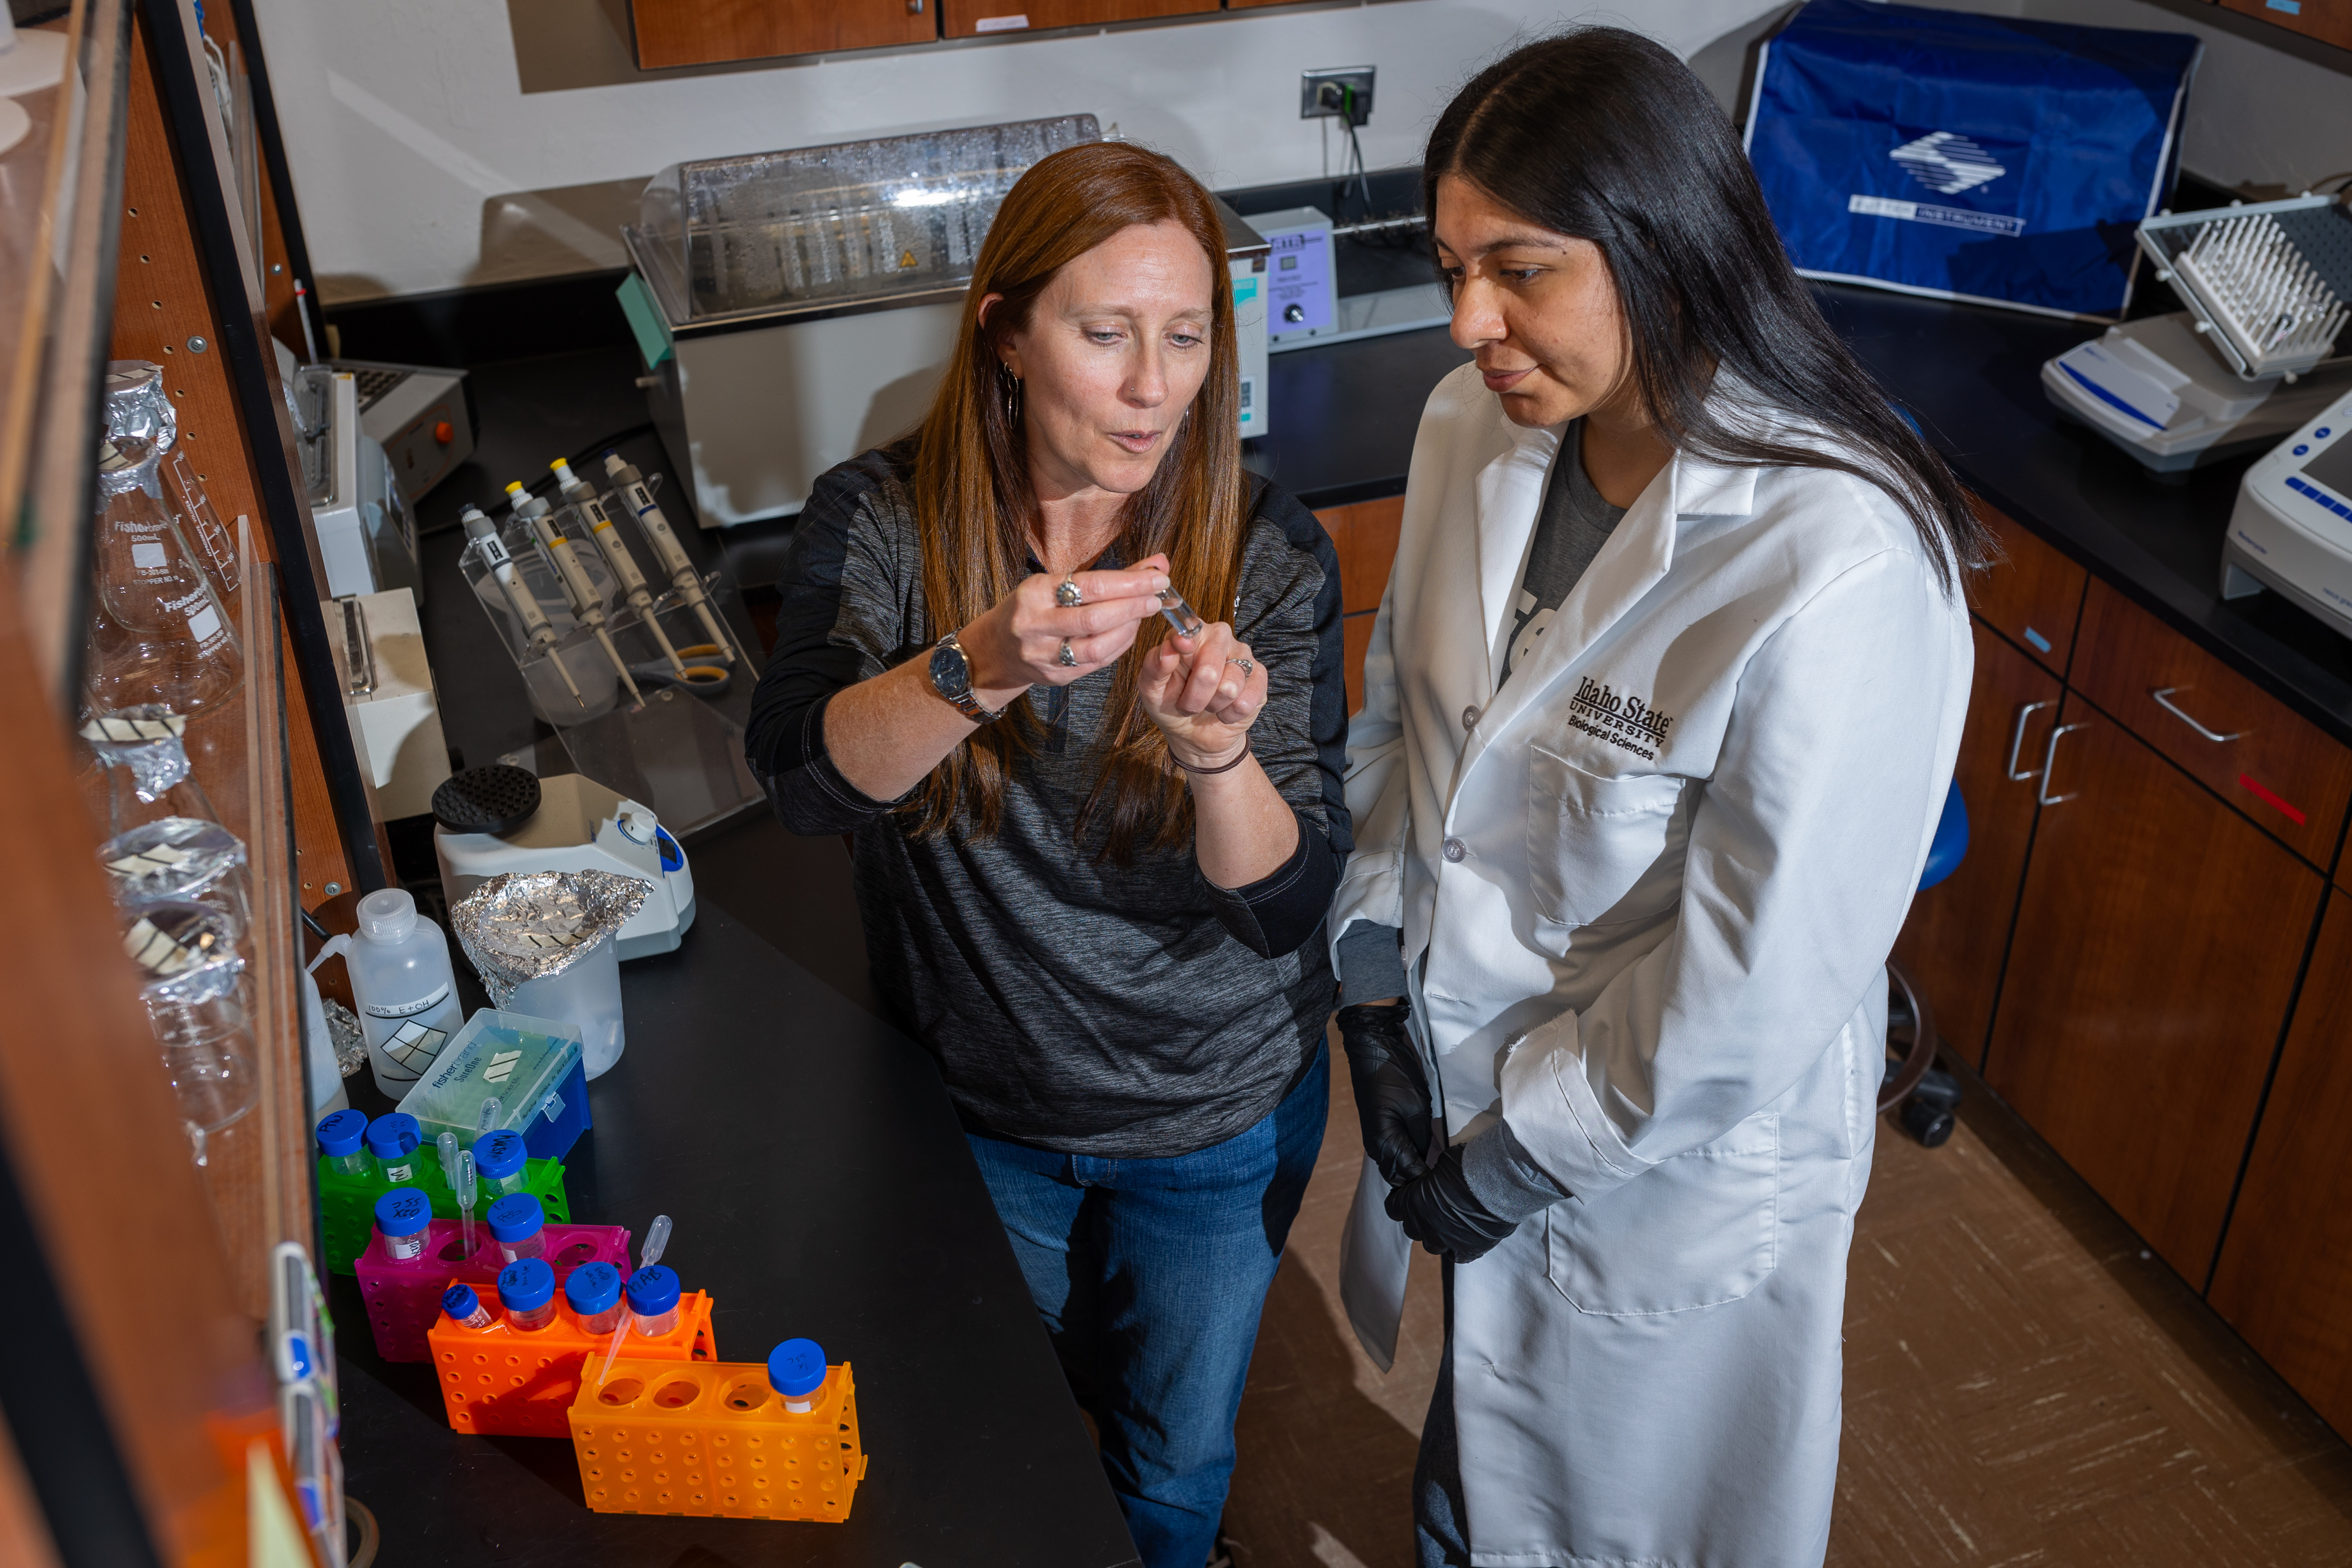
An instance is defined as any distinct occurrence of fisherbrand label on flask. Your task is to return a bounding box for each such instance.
[363,982,451,1020]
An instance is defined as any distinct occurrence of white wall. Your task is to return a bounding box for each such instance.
[253,0,2352,306]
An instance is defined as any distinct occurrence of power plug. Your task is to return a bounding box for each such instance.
[1300,67,1375,128]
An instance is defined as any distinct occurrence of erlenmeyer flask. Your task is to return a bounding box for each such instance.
[88,438,242,718]
[124,901,259,1167]
[162,446,240,601]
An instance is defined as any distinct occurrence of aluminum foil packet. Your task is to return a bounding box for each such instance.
[80,708,192,801]
[450,869,648,1008]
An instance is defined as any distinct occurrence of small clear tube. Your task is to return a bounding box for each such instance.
[565,1261,624,1336]
[488,1192,547,1263]
[473,1128,529,1198]
[366,1112,423,1186]
[1156,586,1205,638]
[498,1257,557,1333]
[315,1109,371,1178]
[372,1188,431,1263]
[625,1264,680,1339]
[768,1338,827,1415]
[441,1283,494,1331]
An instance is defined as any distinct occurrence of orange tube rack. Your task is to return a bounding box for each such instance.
[569,1356,865,1523]
[427,1291,715,1439]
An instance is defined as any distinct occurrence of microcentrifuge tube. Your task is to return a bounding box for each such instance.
[624,1264,680,1339]
[473,1128,529,1199]
[366,1112,423,1186]
[487,1192,547,1263]
[373,1188,431,1263]
[565,1262,624,1336]
[768,1338,828,1414]
[315,1109,371,1178]
[441,1282,494,1331]
[497,1257,557,1333]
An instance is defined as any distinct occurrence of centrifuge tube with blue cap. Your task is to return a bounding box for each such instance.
[624,1264,680,1339]
[367,1112,423,1186]
[594,1213,672,1389]
[768,1338,828,1413]
[441,1283,494,1331]
[487,1192,547,1263]
[315,1109,370,1177]
[373,1188,431,1262]
[473,1128,529,1198]
[498,1257,557,1332]
[566,1262,624,1336]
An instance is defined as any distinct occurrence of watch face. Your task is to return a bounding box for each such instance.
[930,638,972,702]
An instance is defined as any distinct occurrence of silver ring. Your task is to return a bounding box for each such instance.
[1055,576,1084,608]
[1226,657,1254,675]
[1058,638,1079,667]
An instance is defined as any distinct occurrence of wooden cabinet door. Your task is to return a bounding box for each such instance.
[2210,889,2352,1430]
[2216,0,2352,49]
[1984,697,2322,1278]
[1968,500,2087,676]
[2070,578,2352,866]
[1892,622,2061,1066]
[631,0,937,69]
[942,0,1215,38]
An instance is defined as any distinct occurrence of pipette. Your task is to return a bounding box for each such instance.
[603,451,739,662]
[507,480,642,704]
[596,1212,674,1388]
[454,1148,478,1259]
[551,459,687,679]
[477,1095,502,1136]
[436,1130,461,1187]
[460,503,582,707]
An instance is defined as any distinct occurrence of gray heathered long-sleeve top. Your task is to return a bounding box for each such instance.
[744,442,1352,1159]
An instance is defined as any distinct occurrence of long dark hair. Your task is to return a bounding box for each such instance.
[1425,27,1990,591]
[911,141,1247,861]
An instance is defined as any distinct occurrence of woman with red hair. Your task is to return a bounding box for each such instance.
[746,142,1349,1568]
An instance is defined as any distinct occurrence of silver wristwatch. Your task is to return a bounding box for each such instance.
[928,631,1005,723]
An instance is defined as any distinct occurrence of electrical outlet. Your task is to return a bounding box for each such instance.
[1300,67,1375,128]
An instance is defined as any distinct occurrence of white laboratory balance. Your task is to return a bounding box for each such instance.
[2223,388,2352,635]
[2042,194,2352,476]
[432,767,696,960]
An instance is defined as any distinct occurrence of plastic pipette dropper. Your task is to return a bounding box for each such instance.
[596,1212,674,1387]
[506,480,641,704]
[454,1148,478,1259]
[460,503,582,707]
[550,459,687,679]
[603,451,738,663]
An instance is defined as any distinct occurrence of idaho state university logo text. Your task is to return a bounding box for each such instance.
[1569,676,1676,762]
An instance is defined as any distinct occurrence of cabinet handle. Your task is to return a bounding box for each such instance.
[2150,687,2245,744]
[2005,699,2054,781]
[2036,722,2088,806]
[909,0,923,10]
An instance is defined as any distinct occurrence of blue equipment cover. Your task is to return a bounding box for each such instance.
[1744,0,2200,320]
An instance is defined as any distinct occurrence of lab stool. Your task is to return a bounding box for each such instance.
[356,1217,629,1362]
[570,1355,866,1523]
[1882,780,1968,1147]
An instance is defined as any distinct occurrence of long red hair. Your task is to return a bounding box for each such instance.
[908,141,1246,861]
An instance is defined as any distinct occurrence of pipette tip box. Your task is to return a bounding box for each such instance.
[570,1356,865,1522]
[395,1009,594,1165]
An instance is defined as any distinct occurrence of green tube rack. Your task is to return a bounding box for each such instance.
[320,1155,571,1276]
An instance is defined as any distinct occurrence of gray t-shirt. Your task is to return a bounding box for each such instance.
[1500,421,1628,686]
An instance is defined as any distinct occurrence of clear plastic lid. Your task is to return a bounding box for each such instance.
[395,1009,584,1149]
[627,115,1099,328]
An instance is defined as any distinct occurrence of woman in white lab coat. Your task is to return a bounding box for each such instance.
[1328,29,1988,1567]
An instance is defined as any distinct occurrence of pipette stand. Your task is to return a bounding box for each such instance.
[570,1356,865,1522]
[318,1153,571,1276]
[356,1217,629,1362]
[459,472,766,839]
[430,1291,716,1438]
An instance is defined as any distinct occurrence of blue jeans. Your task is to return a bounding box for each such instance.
[966,1046,1327,1568]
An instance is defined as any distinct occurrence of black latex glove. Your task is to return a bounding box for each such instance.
[1337,999,1432,1187]
[1385,1145,1519,1262]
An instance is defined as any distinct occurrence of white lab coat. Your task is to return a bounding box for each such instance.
[1331,363,1971,1568]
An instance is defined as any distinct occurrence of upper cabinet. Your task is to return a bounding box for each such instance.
[942,0,1215,38]
[2215,0,2352,52]
[629,0,940,70]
